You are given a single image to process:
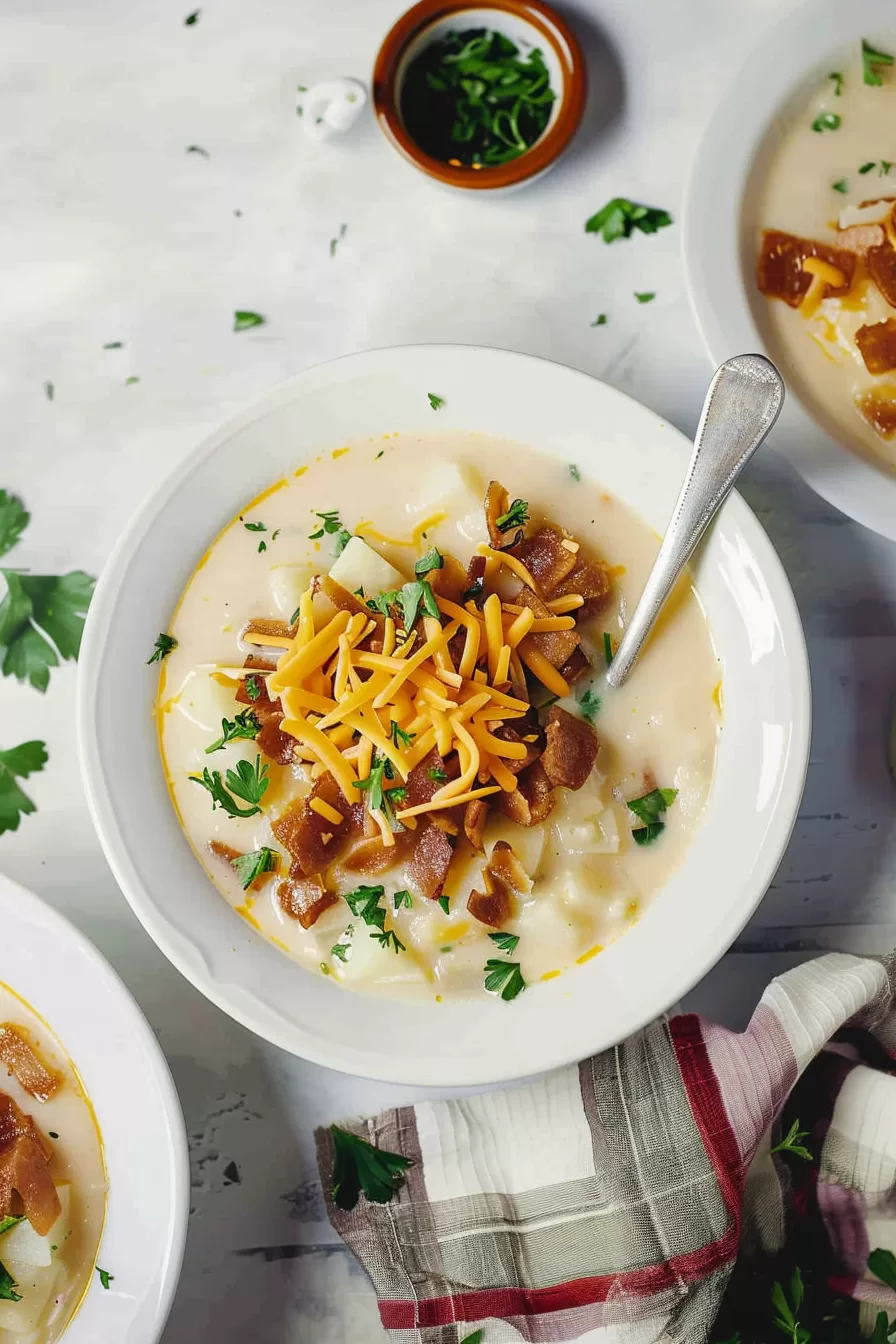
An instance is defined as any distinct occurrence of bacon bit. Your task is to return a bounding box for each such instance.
[0,1092,60,1236]
[272,775,348,875]
[558,646,592,687]
[432,553,468,604]
[484,480,513,548]
[552,558,613,617]
[467,869,514,929]
[341,831,414,875]
[320,575,382,626]
[463,798,489,851]
[511,585,579,668]
[511,525,578,594]
[867,243,896,307]
[488,840,533,894]
[541,707,598,790]
[235,658,277,713]
[857,388,896,438]
[405,748,458,807]
[257,716,295,765]
[499,760,555,826]
[0,1027,62,1104]
[856,319,896,373]
[407,822,455,899]
[493,716,543,776]
[276,871,338,928]
[757,230,856,308]
[243,617,293,641]
[463,554,486,602]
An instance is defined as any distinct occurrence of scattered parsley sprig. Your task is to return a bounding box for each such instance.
[148,633,177,664]
[585,198,672,244]
[0,740,48,837]
[309,510,351,554]
[628,787,677,846]
[329,1124,412,1210]
[231,846,278,890]
[189,756,269,818]
[484,957,526,1000]
[205,710,260,753]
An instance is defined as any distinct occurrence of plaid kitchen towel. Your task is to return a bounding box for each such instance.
[315,952,896,1343]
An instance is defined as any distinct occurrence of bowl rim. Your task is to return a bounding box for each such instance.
[371,0,586,190]
[77,343,811,1086]
[0,871,189,1343]
[681,0,896,540]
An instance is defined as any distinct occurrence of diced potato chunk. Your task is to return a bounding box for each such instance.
[328,537,407,597]
[269,564,315,620]
[0,1184,70,1270]
[483,816,547,875]
[332,922,429,987]
[0,1259,61,1332]
[405,461,481,517]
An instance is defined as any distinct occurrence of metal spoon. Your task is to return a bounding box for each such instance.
[604,353,784,689]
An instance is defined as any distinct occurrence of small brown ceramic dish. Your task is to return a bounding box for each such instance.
[373,0,586,192]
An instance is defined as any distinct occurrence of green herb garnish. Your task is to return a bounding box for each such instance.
[0,569,95,691]
[428,766,448,782]
[628,786,677,845]
[883,160,894,176]
[103,341,123,349]
[862,39,894,86]
[460,1334,484,1344]
[771,1268,806,1344]
[414,547,443,577]
[244,673,262,701]
[184,9,200,23]
[461,576,483,605]
[484,958,526,1001]
[96,1267,114,1290]
[569,464,581,481]
[495,498,529,532]
[243,520,267,533]
[393,889,412,910]
[770,1118,812,1160]
[860,160,876,173]
[148,633,177,664]
[344,883,406,951]
[398,579,439,630]
[585,198,672,244]
[309,510,351,553]
[205,710,260,753]
[829,71,844,96]
[331,929,353,963]
[811,112,841,132]
[125,376,140,386]
[0,1217,23,1237]
[591,314,608,326]
[329,223,347,258]
[330,1124,412,1211]
[231,846,278,890]
[367,589,400,617]
[0,1262,20,1301]
[634,291,655,303]
[372,927,406,954]
[189,756,269,818]
[438,895,450,913]
[578,687,600,723]
[427,392,444,410]
[44,381,54,401]
[832,178,848,193]
[488,931,519,954]
[0,492,29,558]
[233,310,266,331]
[186,144,209,157]
[401,29,555,168]
[602,632,615,665]
[390,721,415,748]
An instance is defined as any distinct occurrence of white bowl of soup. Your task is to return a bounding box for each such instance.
[684,0,896,540]
[0,872,188,1344]
[77,344,809,1086]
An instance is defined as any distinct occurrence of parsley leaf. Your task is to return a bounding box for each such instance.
[603,631,615,665]
[0,492,29,559]
[231,846,278,890]
[460,1333,484,1344]
[393,889,412,910]
[331,928,353,962]
[309,510,351,553]
[868,1248,896,1293]
[484,958,526,1001]
[427,392,445,410]
[243,673,262,701]
[569,464,581,481]
[832,178,848,193]
[437,895,450,913]
[329,223,347,258]
[343,883,406,951]
[585,198,672,243]
[96,1267,114,1290]
[233,310,266,332]
[488,931,519,954]
[495,498,529,532]
[186,144,209,157]
[829,70,844,96]
[0,1217,23,1238]
[0,570,95,691]
[770,1118,812,1161]
[628,786,677,845]
[0,740,47,836]
[632,822,664,845]
[883,160,894,176]
[184,8,200,23]
[591,314,607,326]
[578,687,600,723]
[189,756,269,818]
[148,633,177,664]
[353,758,387,812]
[125,376,140,386]
[398,579,438,630]
[414,547,443,577]
[771,1268,807,1344]
[860,160,876,173]
[862,38,894,87]
[634,291,655,303]
[206,710,260,753]
[0,1262,21,1301]
[44,381,54,401]
[371,927,406,953]
[427,765,447,782]
[811,111,841,132]
[243,520,267,533]
[102,341,123,349]
[329,1124,412,1210]
[390,721,415,748]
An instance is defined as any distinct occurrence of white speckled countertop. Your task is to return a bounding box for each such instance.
[3,0,895,1337]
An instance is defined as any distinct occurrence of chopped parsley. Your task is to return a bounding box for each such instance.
[390,721,415,748]
[329,1124,412,1210]
[0,491,29,558]
[483,958,526,1000]
[96,1267,114,1290]
[832,178,848,193]
[367,589,399,617]
[0,568,95,691]
[205,710,260,753]
[103,341,123,349]
[0,1263,20,1301]
[495,498,529,532]
[125,376,140,386]
[428,766,448,782]
[257,540,266,553]
[461,576,483,605]
[186,144,209,157]
[628,786,677,846]
[602,632,615,666]
[591,314,607,326]
[372,928,405,954]
[231,846,278,890]
[488,930,519,954]
[460,1334,484,1344]
[184,8,200,23]
[770,1118,811,1160]
[438,895,450,914]
[353,758,388,812]
[414,547,443,577]
[309,510,351,554]
[375,449,384,459]
[329,223,347,257]
[569,464,581,481]
[148,633,177,664]
[331,928,353,962]
[343,883,406,952]
[233,310,266,332]
[243,673,262,701]
[859,160,876,173]
[0,1217,23,1237]
[44,381,54,401]
[189,756,269,818]
[243,520,267,533]
[811,112,841,132]
[883,160,895,176]
[393,889,412,910]
[862,38,894,87]
[828,71,843,96]
[585,198,672,244]
[398,579,439,630]
[578,687,600,723]
[427,392,445,410]
[634,291,655,303]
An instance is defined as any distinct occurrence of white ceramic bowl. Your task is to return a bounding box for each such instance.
[0,871,188,1343]
[78,344,810,1087]
[683,0,896,541]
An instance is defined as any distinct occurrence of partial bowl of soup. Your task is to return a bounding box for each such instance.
[0,872,188,1343]
[684,0,896,541]
[78,344,810,1086]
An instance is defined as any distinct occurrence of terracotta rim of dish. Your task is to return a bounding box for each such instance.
[372,0,587,190]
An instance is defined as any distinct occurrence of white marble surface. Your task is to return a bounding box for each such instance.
[2,0,895,1338]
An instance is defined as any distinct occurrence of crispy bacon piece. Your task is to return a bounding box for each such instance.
[256,717,295,766]
[467,842,531,928]
[407,822,454,899]
[856,319,896,374]
[432,554,468,604]
[277,870,338,928]
[857,389,896,439]
[0,1092,60,1236]
[489,840,534,895]
[0,1028,61,1104]
[512,526,578,594]
[272,775,348,876]
[208,840,278,891]
[492,715,543,776]
[837,224,885,253]
[867,244,896,307]
[499,760,555,826]
[464,798,489,851]
[553,557,612,617]
[541,707,598,791]
[320,575,382,629]
[559,647,592,687]
[485,480,514,549]
[233,658,294,764]
[244,617,292,641]
[463,554,486,605]
[512,585,579,668]
[405,749,457,807]
[756,230,856,307]
[341,830,415,875]
[235,657,278,712]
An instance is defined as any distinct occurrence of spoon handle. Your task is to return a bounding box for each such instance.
[605,354,784,689]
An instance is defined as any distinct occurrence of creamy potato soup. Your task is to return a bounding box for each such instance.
[157,434,720,1003]
[754,35,896,464]
[0,986,105,1342]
